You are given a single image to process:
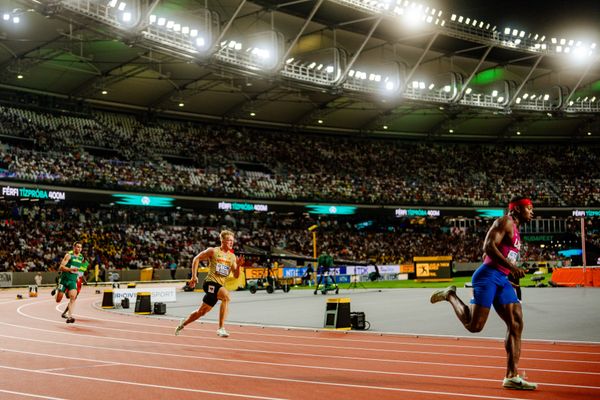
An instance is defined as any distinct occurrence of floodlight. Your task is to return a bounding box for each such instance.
[412,81,419,89]
[451,14,456,21]
[122,12,131,22]
[12,16,19,24]
[560,38,566,45]
[118,2,126,12]
[519,31,525,38]
[551,38,557,44]
[101,90,108,95]
[108,0,118,7]
[505,27,511,34]
[516,97,521,104]
[568,40,574,46]
[516,131,521,135]
[491,90,498,97]
[181,26,189,34]
[591,97,596,102]
[178,102,184,107]
[383,125,388,130]
[497,96,504,102]
[17,74,23,79]
[428,83,435,90]
[512,29,518,36]
[326,65,334,73]
[166,20,174,29]
[449,129,454,133]
[465,18,470,24]
[317,119,323,124]
[443,85,451,93]
[556,46,562,52]
[157,17,165,26]
[149,14,156,24]
[173,24,180,32]
[190,29,198,37]
[2,13,9,21]
[195,37,205,47]
[385,81,395,91]
[465,87,472,94]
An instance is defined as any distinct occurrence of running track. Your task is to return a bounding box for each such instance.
[1,288,599,400]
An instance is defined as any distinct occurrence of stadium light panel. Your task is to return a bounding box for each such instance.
[149,14,156,24]
[385,81,395,91]
[383,125,388,130]
[326,65,334,73]
[17,74,23,79]
[497,96,504,102]
[560,38,566,45]
[516,97,521,104]
[491,90,498,97]
[504,27,510,35]
[2,13,9,21]
[12,16,19,24]
[101,90,108,95]
[428,83,435,90]
[118,2,127,12]
[317,119,323,124]
[465,87,472,94]
[449,129,454,133]
[451,14,456,21]
[122,12,131,22]
[108,0,118,7]
[178,102,184,107]
[157,17,165,26]
[551,38,557,44]
[443,85,451,93]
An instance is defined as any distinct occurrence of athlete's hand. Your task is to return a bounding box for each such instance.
[510,267,525,279]
[189,276,198,289]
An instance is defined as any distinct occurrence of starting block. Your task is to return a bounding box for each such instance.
[29,285,38,297]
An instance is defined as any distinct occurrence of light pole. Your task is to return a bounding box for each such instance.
[308,224,318,258]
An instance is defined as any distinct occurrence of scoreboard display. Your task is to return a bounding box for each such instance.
[413,256,453,280]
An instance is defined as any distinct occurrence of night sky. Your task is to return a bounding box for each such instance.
[435,0,600,41]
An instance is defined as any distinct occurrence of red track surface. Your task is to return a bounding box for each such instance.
[1,289,599,400]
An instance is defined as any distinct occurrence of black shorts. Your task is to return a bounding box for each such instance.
[202,281,222,307]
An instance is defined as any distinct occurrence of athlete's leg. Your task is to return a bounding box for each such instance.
[495,302,523,377]
[183,303,213,327]
[66,289,77,317]
[216,287,231,329]
[446,292,491,333]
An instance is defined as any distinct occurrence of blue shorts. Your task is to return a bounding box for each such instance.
[470,264,519,308]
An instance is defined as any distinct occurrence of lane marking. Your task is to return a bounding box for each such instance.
[2,332,599,377]
[0,389,66,399]
[0,356,546,400]
[14,302,600,365]
[0,365,287,400]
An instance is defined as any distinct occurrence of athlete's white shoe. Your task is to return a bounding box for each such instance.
[216,327,229,337]
[502,375,537,390]
[430,286,457,304]
[174,319,185,336]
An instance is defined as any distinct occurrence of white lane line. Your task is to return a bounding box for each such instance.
[38,362,120,372]
[81,299,600,355]
[0,364,286,400]
[0,354,543,400]
[2,332,598,378]
[0,389,66,399]
[15,302,599,365]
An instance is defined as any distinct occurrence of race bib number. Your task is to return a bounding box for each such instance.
[507,250,519,263]
[215,263,230,277]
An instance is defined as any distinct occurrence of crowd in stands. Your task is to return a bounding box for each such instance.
[1,104,599,207]
[1,203,584,273]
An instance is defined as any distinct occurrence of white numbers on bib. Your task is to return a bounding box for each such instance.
[507,250,519,263]
[215,263,230,277]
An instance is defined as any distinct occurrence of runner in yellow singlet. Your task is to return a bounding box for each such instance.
[175,230,240,337]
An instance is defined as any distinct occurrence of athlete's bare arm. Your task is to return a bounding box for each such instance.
[189,248,215,288]
[483,217,524,278]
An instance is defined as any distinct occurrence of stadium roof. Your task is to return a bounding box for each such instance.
[0,0,599,141]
